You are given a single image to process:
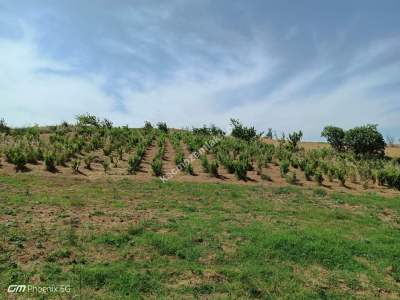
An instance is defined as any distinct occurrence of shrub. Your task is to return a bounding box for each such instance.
[0,118,10,134]
[321,126,345,152]
[71,159,80,174]
[117,147,123,160]
[144,121,153,134]
[287,131,303,151]
[217,152,235,173]
[128,156,141,174]
[84,155,95,170]
[230,118,260,142]
[335,166,347,186]
[314,171,324,185]
[377,169,387,186]
[344,124,386,157]
[280,160,290,177]
[103,144,112,156]
[5,147,27,171]
[304,164,314,181]
[209,160,219,177]
[151,158,163,176]
[55,152,67,166]
[44,153,56,172]
[175,152,184,166]
[200,155,209,173]
[286,172,297,185]
[234,160,247,180]
[102,158,110,174]
[185,163,194,175]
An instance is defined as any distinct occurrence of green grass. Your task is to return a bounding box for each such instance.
[0,173,400,299]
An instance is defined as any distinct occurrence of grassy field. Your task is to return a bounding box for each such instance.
[1,174,400,299]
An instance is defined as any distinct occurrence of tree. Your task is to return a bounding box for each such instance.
[157,122,168,133]
[287,130,303,151]
[321,126,345,152]
[76,114,100,127]
[144,121,153,134]
[265,128,273,139]
[343,124,386,157]
[230,119,261,142]
[0,118,10,134]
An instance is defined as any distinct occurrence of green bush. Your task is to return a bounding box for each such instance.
[151,158,163,176]
[314,171,324,185]
[234,160,247,180]
[200,155,209,173]
[335,166,347,186]
[5,147,27,171]
[209,160,219,177]
[321,126,345,152]
[55,151,67,166]
[280,160,290,177]
[304,164,314,181]
[185,163,194,175]
[287,131,303,151]
[344,124,386,157]
[175,151,184,166]
[230,118,260,142]
[102,158,110,174]
[44,153,56,171]
[128,156,141,174]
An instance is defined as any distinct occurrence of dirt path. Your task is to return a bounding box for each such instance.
[163,138,178,175]
[139,140,158,177]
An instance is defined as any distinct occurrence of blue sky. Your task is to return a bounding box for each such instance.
[0,0,399,140]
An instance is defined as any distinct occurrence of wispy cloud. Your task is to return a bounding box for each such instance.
[0,1,399,140]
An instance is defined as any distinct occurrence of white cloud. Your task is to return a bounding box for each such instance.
[0,31,117,127]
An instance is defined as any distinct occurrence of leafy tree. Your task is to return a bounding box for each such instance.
[287,130,303,151]
[192,124,225,136]
[157,122,168,133]
[144,121,153,134]
[230,119,261,142]
[76,114,100,127]
[101,118,113,129]
[344,124,386,157]
[321,126,345,151]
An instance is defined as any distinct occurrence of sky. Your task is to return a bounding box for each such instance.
[0,0,399,140]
